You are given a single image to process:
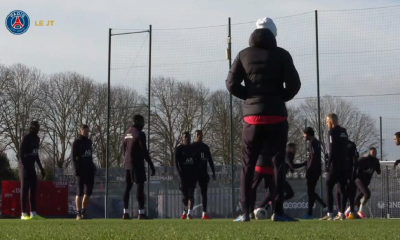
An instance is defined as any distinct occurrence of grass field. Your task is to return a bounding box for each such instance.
[0,219,400,240]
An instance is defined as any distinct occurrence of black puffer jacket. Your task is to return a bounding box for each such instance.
[226,29,301,117]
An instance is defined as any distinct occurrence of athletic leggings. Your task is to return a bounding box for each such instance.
[326,168,348,213]
[354,178,371,208]
[198,179,208,212]
[19,167,37,213]
[307,177,326,216]
[123,182,145,210]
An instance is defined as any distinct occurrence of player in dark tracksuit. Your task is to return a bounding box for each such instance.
[19,121,45,220]
[341,140,360,219]
[192,130,216,220]
[320,114,349,221]
[176,132,197,220]
[122,115,155,220]
[301,127,327,219]
[284,143,306,201]
[72,124,96,220]
[226,17,301,222]
[354,147,381,218]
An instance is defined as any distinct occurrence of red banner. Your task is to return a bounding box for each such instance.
[1,181,69,217]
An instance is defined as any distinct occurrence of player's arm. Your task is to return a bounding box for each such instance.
[225,53,247,100]
[71,140,80,176]
[281,50,301,102]
[394,159,400,168]
[327,129,335,170]
[139,132,155,175]
[175,147,182,176]
[375,158,381,175]
[19,135,29,168]
[206,146,216,176]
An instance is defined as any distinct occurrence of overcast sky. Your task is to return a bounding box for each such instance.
[1,0,400,159]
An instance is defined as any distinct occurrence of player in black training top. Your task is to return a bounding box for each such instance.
[301,127,327,219]
[342,140,360,219]
[176,132,197,220]
[19,121,45,220]
[393,132,400,168]
[320,114,349,221]
[354,147,381,218]
[122,115,155,220]
[72,124,96,220]
[192,130,216,220]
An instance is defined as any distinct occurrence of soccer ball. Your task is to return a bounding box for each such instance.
[254,208,267,220]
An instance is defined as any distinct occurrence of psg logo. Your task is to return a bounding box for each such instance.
[5,10,30,35]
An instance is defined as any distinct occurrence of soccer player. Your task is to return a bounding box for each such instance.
[354,147,381,218]
[320,114,349,221]
[284,143,306,202]
[192,130,216,220]
[72,124,96,220]
[301,127,327,219]
[342,140,360,219]
[122,114,155,220]
[248,144,276,220]
[19,121,45,220]
[393,132,400,168]
[226,17,301,222]
[176,132,197,220]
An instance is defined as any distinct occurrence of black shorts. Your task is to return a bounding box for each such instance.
[76,174,94,197]
[125,168,146,184]
[180,176,197,190]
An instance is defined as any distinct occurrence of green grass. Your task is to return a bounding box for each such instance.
[0,219,400,240]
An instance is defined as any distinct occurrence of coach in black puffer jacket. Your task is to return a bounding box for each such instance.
[226,17,301,222]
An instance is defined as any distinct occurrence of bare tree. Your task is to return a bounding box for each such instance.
[297,96,380,156]
[0,63,44,161]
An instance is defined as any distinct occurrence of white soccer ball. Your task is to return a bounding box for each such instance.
[254,208,267,220]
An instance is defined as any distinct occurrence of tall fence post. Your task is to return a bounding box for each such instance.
[147,24,152,216]
[106,28,112,219]
[227,17,234,218]
[315,10,323,218]
[380,117,383,161]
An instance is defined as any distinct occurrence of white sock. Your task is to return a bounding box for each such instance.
[139,209,145,215]
[183,210,187,215]
[188,210,192,215]
[359,205,364,212]
[31,211,37,217]
[345,207,350,213]
[202,212,206,216]
[123,209,129,214]
[22,212,27,217]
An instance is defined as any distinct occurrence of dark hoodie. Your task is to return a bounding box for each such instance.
[72,135,95,176]
[226,29,301,117]
[123,125,155,173]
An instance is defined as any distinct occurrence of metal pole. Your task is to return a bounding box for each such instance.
[386,166,390,218]
[105,28,112,219]
[53,130,56,177]
[305,119,308,161]
[380,117,383,160]
[315,10,323,217]
[228,17,234,218]
[147,25,152,215]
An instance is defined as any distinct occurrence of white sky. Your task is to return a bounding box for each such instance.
[1,0,400,159]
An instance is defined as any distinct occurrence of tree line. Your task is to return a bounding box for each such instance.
[0,63,380,178]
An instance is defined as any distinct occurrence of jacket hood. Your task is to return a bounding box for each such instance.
[249,29,277,49]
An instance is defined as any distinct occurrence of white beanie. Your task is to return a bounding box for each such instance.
[256,17,277,37]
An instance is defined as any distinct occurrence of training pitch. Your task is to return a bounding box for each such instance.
[0,219,399,239]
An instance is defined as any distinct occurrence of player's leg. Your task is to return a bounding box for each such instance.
[180,181,189,219]
[355,178,370,216]
[187,186,195,219]
[335,184,342,215]
[123,169,133,219]
[250,171,264,219]
[304,176,325,218]
[283,180,294,201]
[262,174,276,210]
[320,170,336,220]
[136,182,149,219]
[75,175,84,220]
[82,174,94,219]
[239,123,262,221]
[199,174,211,219]
[19,166,30,220]
[336,173,348,220]
[28,172,42,219]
